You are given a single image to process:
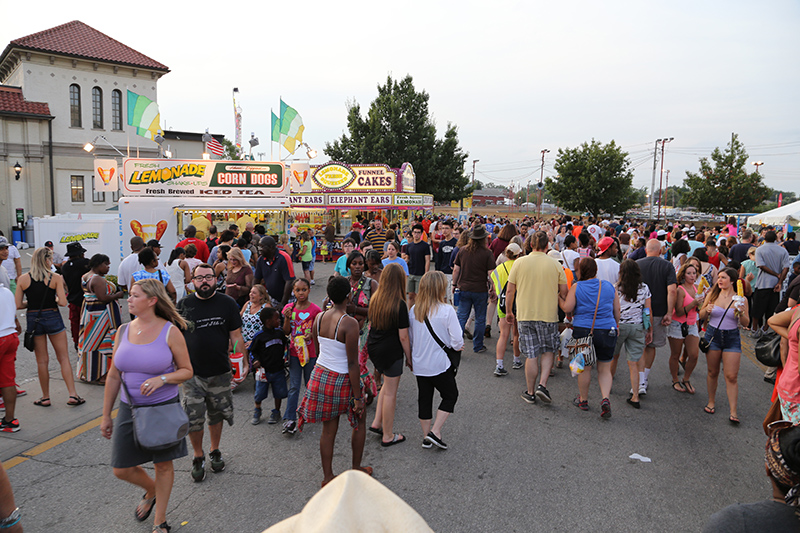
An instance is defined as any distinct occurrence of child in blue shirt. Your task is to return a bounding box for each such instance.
[249,307,288,425]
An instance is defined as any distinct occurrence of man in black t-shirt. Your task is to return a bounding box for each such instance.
[405,224,431,306]
[60,243,90,350]
[254,236,294,310]
[178,263,245,482]
[433,220,458,303]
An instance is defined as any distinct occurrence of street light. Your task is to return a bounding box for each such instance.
[657,137,674,222]
[13,161,22,180]
[539,149,550,217]
[752,161,764,173]
[83,135,126,157]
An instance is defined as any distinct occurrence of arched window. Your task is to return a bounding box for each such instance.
[92,87,103,129]
[112,89,123,130]
[69,84,81,127]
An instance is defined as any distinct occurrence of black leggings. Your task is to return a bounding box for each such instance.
[416,367,459,420]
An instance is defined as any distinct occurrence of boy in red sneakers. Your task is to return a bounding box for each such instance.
[0,285,21,432]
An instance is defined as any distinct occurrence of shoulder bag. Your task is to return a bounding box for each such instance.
[755,330,782,367]
[23,275,53,352]
[119,327,189,452]
[424,316,461,374]
[699,300,735,353]
[566,281,602,367]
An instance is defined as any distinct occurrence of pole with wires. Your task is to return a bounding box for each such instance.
[649,139,661,221]
[657,137,674,222]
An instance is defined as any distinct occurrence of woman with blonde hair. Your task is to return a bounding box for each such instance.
[16,247,83,406]
[668,261,704,394]
[410,271,463,449]
[101,279,193,533]
[224,248,253,307]
[366,263,412,446]
[491,243,524,376]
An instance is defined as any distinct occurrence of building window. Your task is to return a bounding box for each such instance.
[92,175,105,202]
[112,89,123,130]
[69,84,81,127]
[92,87,103,129]
[71,175,84,203]
[111,189,120,202]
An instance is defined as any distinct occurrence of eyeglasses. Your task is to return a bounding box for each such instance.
[193,275,216,281]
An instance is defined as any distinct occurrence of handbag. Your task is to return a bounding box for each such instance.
[755,330,782,367]
[424,317,461,374]
[23,274,53,352]
[763,398,783,436]
[699,300,734,353]
[119,339,189,451]
[566,281,603,367]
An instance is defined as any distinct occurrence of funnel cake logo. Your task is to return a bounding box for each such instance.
[97,166,115,185]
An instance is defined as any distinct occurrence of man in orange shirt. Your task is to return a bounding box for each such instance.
[177,225,210,263]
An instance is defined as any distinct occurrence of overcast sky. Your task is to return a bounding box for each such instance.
[3,0,798,197]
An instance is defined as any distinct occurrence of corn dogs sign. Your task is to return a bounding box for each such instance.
[122,159,287,197]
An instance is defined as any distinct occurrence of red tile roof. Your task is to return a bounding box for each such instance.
[0,85,51,117]
[8,21,169,72]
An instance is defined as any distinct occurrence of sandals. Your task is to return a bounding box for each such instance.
[672,381,686,393]
[704,405,715,415]
[682,380,696,395]
[729,416,741,425]
[33,397,51,407]
[153,522,171,533]
[380,434,406,447]
[67,395,86,406]
[368,426,383,436]
[135,493,156,522]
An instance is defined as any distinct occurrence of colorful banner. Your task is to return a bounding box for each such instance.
[122,158,288,197]
[280,99,304,154]
[127,91,162,140]
[93,159,118,192]
[312,163,397,192]
[327,194,393,207]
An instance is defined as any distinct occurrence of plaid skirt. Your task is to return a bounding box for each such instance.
[297,365,360,431]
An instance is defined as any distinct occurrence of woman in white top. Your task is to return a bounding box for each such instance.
[165,248,191,302]
[297,276,371,487]
[410,271,464,450]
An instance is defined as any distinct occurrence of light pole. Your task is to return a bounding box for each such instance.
[752,161,764,174]
[649,138,662,220]
[539,149,549,218]
[657,137,674,222]
[526,180,531,215]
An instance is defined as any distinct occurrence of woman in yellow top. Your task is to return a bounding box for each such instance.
[491,243,523,376]
[299,231,313,284]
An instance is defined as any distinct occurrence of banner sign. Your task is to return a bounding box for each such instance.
[328,194,393,207]
[122,158,287,197]
[290,193,431,209]
[312,162,397,192]
[94,159,118,192]
[400,162,416,193]
[290,161,312,193]
[290,194,325,206]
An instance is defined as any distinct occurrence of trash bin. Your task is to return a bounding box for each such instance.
[12,229,24,245]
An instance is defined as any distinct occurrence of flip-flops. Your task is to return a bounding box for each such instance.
[368,426,383,436]
[729,416,741,425]
[67,395,85,406]
[682,380,696,394]
[672,381,686,393]
[33,397,51,407]
[380,434,406,447]
[704,405,715,415]
[135,493,156,522]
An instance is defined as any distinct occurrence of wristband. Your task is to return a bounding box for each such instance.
[0,508,20,529]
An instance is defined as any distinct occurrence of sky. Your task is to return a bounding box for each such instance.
[2,0,798,199]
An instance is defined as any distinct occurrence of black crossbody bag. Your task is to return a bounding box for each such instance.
[699,300,734,353]
[24,275,53,351]
[424,317,461,374]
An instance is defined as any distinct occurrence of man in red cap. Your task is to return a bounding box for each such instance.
[595,237,620,285]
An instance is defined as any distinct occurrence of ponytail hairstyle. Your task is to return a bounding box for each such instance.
[133,278,187,330]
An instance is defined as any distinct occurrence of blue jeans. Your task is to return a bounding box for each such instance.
[284,356,316,421]
[457,291,488,351]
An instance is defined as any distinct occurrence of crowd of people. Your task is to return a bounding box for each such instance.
[2,212,800,530]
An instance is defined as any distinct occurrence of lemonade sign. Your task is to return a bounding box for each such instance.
[312,163,355,190]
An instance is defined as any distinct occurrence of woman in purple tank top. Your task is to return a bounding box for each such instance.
[100,279,193,533]
[699,267,750,425]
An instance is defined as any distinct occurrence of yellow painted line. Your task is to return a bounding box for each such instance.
[2,409,117,470]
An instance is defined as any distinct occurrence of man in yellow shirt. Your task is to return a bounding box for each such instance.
[506,231,568,405]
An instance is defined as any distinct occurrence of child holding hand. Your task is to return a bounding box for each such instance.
[249,307,289,425]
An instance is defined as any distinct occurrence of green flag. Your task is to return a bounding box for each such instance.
[279,99,304,153]
[271,111,280,143]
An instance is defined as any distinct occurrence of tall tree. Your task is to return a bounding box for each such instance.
[221,138,242,160]
[545,139,638,216]
[682,134,770,213]
[325,75,471,202]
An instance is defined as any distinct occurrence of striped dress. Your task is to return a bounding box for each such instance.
[77,274,121,383]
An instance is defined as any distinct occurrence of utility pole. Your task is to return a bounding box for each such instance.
[657,137,674,223]
[526,180,531,215]
[649,139,661,220]
[539,149,550,218]
[472,159,479,189]
[664,169,670,210]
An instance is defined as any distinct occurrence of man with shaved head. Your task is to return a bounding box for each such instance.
[635,239,677,396]
[116,236,146,292]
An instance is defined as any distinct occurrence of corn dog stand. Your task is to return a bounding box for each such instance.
[118,158,289,262]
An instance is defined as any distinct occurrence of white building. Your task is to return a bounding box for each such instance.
[0,20,169,235]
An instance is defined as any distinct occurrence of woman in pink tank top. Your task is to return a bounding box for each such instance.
[668,263,705,394]
[771,306,800,424]
[100,279,193,533]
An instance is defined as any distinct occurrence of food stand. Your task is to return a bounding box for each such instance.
[289,162,433,236]
[118,158,289,262]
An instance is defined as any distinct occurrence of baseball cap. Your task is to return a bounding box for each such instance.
[597,237,615,254]
[505,243,523,256]
[147,239,161,248]
[44,240,54,247]
[0,237,8,249]
[547,249,563,263]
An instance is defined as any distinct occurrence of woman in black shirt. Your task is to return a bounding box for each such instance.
[366,263,412,446]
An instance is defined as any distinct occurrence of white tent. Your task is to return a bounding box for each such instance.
[749,200,800,227]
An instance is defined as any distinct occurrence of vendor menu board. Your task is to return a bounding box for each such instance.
[122,159,288,197]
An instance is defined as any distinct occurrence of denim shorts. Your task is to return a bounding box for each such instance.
[573,326,618,362]
[26,308,66,336]
[254,370,288,402]
[703,326,741,353]
[301,261,311,271]
[668,321,699,339]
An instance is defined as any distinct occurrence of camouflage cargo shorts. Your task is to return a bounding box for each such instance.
[181,372,234,432]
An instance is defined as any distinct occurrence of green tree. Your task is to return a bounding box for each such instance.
[682,134,770,213]
[325,75,471,202]
[220,138,242,160]
[545,139,638,216]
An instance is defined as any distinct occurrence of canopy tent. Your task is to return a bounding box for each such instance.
[749,200,800,227]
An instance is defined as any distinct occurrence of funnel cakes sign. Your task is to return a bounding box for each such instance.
[311,162,401,192]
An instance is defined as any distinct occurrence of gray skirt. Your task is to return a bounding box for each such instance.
[111,397,188,468]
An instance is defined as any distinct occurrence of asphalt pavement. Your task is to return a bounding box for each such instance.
[1,259,774,533]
